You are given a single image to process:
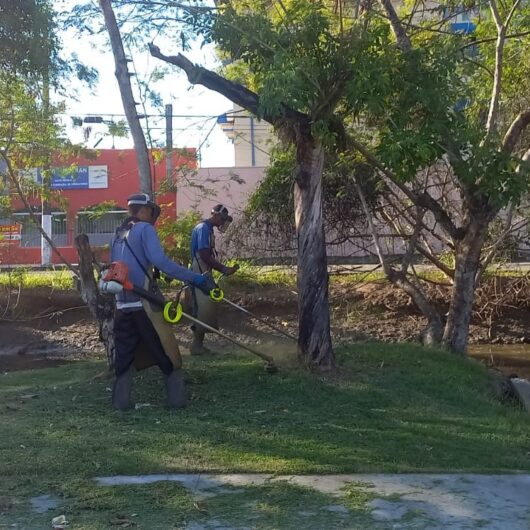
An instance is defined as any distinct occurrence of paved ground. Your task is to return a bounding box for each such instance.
[95,473,530,529]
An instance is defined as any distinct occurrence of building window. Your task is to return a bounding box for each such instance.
[11,212,67,248]
[76,210,127,247]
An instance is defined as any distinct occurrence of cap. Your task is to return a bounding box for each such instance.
[127,193,157,209]
[211,204,232,221]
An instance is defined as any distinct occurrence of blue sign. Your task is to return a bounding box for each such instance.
[26,165,108,189]
[450,22,476,34]
[50,166,89,189]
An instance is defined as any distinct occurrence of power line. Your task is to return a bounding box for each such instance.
[59,108,251,119]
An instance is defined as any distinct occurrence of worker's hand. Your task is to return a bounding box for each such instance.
[195,273,217,296]
[225,264,240,276]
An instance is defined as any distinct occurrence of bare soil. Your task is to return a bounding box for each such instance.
[2,279,530,377]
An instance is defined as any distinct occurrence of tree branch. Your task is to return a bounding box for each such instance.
[476,205,515,283]
[149,43,309,129]
[502,109,530,153]
[506,0,523,27]
[347,135,462,240]
[460,29,530,50]
[100,0,152,194]
[377,0,412,51]
[484,3,505,138]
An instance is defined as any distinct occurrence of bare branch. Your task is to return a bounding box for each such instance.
[483,0,524,137]
[460,29,530,50]
[354,176,392,275]
[476,205,513,283]
[356,175,442,341]
[484,2,506,137]
[150,43,312,132]
[415,244,455,279]
[506,0,523,28]
[502,109,530,153]
[377,0,412,51]
[347,136,462,240]
[489,0,503,30]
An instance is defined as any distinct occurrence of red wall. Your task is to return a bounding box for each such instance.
[0,148,196,266]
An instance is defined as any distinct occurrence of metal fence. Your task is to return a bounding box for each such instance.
[76,211,127,247]
[9,213,68,248]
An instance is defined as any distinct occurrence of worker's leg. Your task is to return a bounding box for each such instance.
[191,328,211,355]
[113,309,141,410]
[133,310,186,408]
[190,286,216,355]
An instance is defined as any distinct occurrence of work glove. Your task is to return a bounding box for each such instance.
[195,273,218,296]
[224,264,240,276]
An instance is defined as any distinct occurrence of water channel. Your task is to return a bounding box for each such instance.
[469,344,530,379]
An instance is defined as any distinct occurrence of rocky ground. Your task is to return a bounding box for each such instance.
[2,279,530,377]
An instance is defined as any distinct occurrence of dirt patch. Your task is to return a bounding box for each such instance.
[2,279,530,376]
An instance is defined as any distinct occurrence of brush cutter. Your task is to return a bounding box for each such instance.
[194,276,297,342]
[169,271,297,342]
[100,261,278,373]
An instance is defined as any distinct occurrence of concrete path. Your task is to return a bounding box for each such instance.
[95,473,530,529]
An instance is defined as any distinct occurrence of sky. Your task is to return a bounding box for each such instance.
[58,1,235,168]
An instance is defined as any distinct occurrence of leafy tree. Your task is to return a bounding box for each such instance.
[0,0,91,272]
[69,0,530,355]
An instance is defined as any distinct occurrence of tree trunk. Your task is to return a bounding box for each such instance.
[390,273,443,345]
[442,217,489,353]
[74,234,116,369]
[99,0,152,195]
[293,132,334,369]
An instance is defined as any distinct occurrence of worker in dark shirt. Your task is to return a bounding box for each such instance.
[189,204,238,354]
[110,193,214,410]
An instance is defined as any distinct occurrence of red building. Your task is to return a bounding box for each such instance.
[0,149,195,266]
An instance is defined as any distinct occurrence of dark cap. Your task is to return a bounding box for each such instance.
[211,204,232,221]
[127,193,157,209]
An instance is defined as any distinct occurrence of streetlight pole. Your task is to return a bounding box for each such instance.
[165,103,174,214]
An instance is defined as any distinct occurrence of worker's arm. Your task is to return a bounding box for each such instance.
[197,248,230,274]
[142,224,205,286]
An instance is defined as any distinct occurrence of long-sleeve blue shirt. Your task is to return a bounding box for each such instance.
[110,220,201,308]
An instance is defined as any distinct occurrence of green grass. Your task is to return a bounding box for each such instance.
[0,343,529,528]
[0,269,74,290]
[2,264,529,294]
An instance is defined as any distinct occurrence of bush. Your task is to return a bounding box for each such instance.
[157,209,202,266]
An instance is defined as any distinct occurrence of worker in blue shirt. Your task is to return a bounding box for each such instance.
[110,193,214,410]
[189,204,238,355]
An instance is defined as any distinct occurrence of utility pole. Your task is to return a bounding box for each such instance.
[41,69,52,265]
[165,103,176,215]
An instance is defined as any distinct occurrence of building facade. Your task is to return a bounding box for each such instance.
[0,149,195,266]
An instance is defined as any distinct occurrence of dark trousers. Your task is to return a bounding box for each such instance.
[114,308,173,376]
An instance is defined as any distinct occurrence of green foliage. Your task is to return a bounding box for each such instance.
[106,119,128,139]
[247,147,295,226]
[212,0,378,122]
[247,146,377,235]
[0,0,58,80]
[157,209,202,266]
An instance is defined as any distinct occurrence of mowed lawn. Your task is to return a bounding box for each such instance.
[1,343,529,528]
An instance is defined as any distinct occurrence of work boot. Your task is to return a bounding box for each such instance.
[165,369,186,409]
[190,330,212,356]
[112,368,133,411]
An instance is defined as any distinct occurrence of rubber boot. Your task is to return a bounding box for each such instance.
[190,329,212,356]
[165,368,186,409]
[112,368,133,411]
